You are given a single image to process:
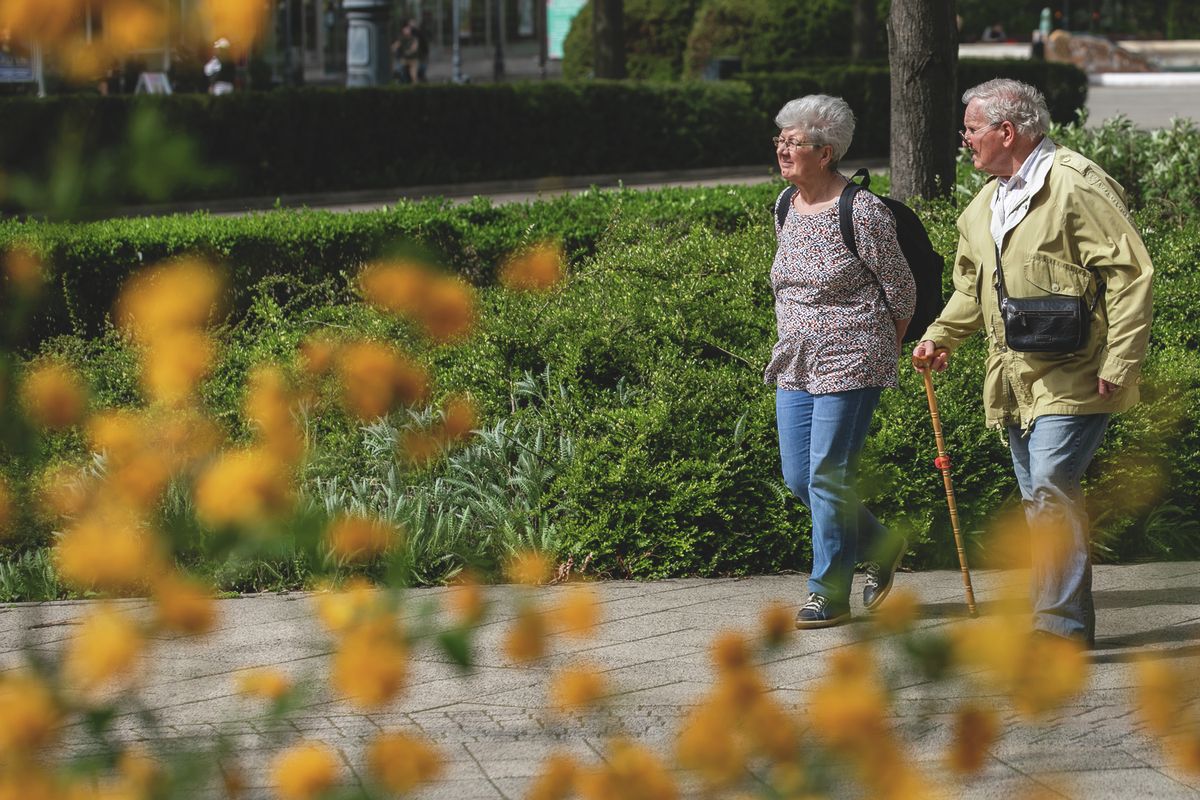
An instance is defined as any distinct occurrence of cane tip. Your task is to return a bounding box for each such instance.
[968,608,980,619]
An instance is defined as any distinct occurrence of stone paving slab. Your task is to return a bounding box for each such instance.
[4,563,1200,799]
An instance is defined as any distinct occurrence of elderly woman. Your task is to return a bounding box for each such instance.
[766,95,915,629]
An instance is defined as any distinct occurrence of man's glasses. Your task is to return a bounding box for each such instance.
[772,136,822,151]
[959,121,1002,145]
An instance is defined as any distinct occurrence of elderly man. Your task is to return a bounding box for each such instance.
[912,78,1153,646]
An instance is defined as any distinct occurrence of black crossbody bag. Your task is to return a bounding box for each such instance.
[994,245,1104,353]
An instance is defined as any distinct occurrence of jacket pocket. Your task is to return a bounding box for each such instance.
[1023,254,1092,297]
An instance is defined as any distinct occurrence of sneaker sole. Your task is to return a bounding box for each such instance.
[864,538,908,612]
[794,610,851,630]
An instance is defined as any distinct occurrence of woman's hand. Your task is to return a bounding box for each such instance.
[911,339,949,371]
[894,318,910,349]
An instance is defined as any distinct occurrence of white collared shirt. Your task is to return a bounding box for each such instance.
[990,135,1057,250]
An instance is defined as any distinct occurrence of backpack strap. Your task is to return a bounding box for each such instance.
[837,168,871,259]
[774,185,797,232]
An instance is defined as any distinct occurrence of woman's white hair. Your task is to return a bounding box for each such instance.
[774,94,855,166]
[962,78,1051,138]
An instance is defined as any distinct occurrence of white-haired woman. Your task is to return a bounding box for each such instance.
[765,94,915,629]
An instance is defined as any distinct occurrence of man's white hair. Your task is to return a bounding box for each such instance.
[962,78,1051,138]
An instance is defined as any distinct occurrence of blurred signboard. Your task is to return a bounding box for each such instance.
[0,42,34,83]
[546,0,586,60]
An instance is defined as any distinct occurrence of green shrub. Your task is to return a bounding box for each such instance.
[562,0,702,80]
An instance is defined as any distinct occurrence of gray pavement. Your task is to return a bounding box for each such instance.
[4,563,1200,798]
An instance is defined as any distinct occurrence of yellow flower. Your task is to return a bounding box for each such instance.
[331,620,408,709]
[1166,734,1200,776]
[245,366,303,462]
[577,739,678,800]
[744,695,800,762]
[871,587,920,635]
[549,662,608,712]
[270,741,339,800]
[102,0,165,53]
[313,578,386,634]
[400,427,443,467]
[140,330,215,405]
[444,573,486,626]
[20,361,87,431]
[1011,632,1089,719]
[760,601,793,647]
[115,259,224,344]
[675,705,746,788]
[35,463,92,522]
[807,645,888,748]
[0,0,80,44]
[337,341,429,420]
[503,604,548,664]
[325,514,399,562]
[63,603,145,691]
[506,550,552,585]
[152,573,218,635]
[118,745,162,795]
[54,504,159,593]
[420,276,476,343]
[3,244,44,296]
[0,673,60,758]
[297,334,338,378]
[947,703,999,776]
[0,766,59,800]
[439,394,478,443]
[1133,656,1183,738]
[236,668,293,702]
[193,448,294,527]
[499,241,565,292]
[710,630,752,675]
[526,753,580,800]
[366,731,444,793]
[358,260,431,317]
[553,585,601,638]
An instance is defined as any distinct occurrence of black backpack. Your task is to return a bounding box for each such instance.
[774,168,944,344]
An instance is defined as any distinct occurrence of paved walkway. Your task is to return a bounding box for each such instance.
[3,563,1200,798]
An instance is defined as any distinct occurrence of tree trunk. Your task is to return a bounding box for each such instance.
[851,0,876,62]
[888,0,958,201]
[593,0,626,79]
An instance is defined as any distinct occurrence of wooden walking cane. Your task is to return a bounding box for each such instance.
[919,363,979,617]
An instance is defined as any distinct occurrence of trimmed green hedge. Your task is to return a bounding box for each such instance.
[0,82,764,206]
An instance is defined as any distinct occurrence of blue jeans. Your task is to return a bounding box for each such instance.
[1007,413,1110,642]
[777,387,886,606]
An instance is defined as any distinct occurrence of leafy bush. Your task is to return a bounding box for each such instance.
[562,0,702,80]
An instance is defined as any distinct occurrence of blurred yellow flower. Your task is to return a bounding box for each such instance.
[440,394,478,443]
[1167,734,1200,776]
[549,662,608,712]
[366,731,444,794]
[0,673,61,758]
[331,620,408,709]
[54,505,158,593]
[947,703,999,776]
[420,276,477,343]
[337,341,429,420]
[152,573,218,635]
[102,0,165,53]
[400,427,443,467]
[0,767,59,800]
[807,645,887,748]
[499,241,565,292]
[2,244,44,295]
[118,745,162,795]
[297,334,338,378]
[444,573,485,626]
[577,739,678,800]
[871,588,920,635]
[0,0,80,44]
[35,463,92,522]
[314,578,386,634]
[20,361,87,431]
[744,695,800,762]
[236,668,293,702]
[760,601,793,647]
[193,448,294,527]
[115,259,225,344]
[526,753,580,800]
[553,585,601,638]
[675,705,746,788]
[359,260,430,317]
[503,604,547,664]
[710,630,752,675]
[326,514,399,562]
[506,550,552,585]
[1133,656,1184,738]
[245,366,303,462]
[197,0,269,56]
[63,603,145,691]
[270,741,339,800]
[140,330,215,405]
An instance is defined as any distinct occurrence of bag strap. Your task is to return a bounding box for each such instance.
[774,186,797,232]
[837,168,871,259]
[996,244,1107,311]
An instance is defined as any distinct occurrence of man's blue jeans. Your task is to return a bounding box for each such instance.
[777,387,886,606]
[1007,413,1110,643]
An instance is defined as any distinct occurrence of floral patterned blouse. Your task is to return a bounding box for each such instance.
[764,189,916,394]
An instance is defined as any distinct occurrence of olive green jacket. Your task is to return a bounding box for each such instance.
[921,144,1154,430]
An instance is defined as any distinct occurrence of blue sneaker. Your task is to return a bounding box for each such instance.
[863,535,908,611]
[795,593,851,629]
